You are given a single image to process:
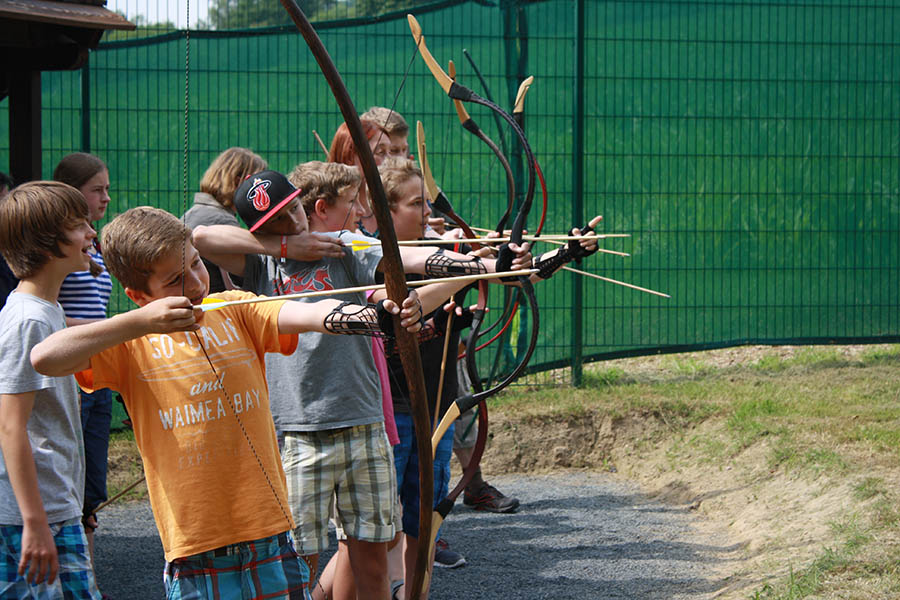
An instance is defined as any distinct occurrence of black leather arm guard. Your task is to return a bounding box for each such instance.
[424,248,487,278]
[323,300,396,339]
[533,223,598,279]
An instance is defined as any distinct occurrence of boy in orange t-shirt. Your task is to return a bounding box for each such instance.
[30,206,421,600]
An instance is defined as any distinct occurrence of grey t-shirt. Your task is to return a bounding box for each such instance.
[242,231,384,431]
[0,292,84,525]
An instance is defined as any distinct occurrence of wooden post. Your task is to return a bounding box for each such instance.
[9,70,41,184]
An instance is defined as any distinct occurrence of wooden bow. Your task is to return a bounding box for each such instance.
[278,3,435,596]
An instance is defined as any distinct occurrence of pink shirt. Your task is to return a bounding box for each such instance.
[368,291,398,445]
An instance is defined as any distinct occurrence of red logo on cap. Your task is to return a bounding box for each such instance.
[248,178,271,212]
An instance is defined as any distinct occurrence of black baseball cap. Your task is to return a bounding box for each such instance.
[233,170,302,233]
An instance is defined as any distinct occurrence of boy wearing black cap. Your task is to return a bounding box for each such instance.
[193,163,534,597]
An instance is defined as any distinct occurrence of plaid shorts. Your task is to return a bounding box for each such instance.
[163,531,311,600]
[332,447,402,542]
[282,423,396,555]
[1,517,101,600]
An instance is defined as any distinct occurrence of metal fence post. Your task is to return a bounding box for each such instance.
[571,0,586,386]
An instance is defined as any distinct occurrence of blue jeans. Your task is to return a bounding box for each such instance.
[392,413,453,539]
[80,388,112,516]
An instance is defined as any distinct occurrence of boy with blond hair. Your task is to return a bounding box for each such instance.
[30,205,422,600]
[359,108,461,239]
[0,181,101,599]
[360,107,410,160]
[192,163,533,599]
[358,108,417,236]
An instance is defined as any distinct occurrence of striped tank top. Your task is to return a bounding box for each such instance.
[58,247,113,320]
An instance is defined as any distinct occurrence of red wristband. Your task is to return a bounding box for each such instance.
[280,235,287,262]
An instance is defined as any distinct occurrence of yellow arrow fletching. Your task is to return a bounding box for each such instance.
[199,297,228,312]
[350,239,377,252]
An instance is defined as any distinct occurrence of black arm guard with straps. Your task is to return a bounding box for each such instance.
[424,248,487,278]
[323,300,396,339]
[533,223,599,279]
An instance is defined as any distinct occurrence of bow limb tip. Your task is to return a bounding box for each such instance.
[407,13,422,38]
[514,76,534,113]
[407,14,453,94]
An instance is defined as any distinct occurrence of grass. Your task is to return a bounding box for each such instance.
[749,513,885,600]
[515,345,900,466]
[106,429,145,503]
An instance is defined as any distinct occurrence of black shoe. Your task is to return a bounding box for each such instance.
[463,482,520,513]
[433,539,466,568]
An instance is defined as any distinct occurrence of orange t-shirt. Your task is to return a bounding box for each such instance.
[78,291,297,561]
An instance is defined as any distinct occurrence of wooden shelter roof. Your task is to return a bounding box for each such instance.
[1,0,136,183]
[0,0,134,30]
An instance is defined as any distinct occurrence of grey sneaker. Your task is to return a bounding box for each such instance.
[463,482,520,513]
[433,538,466,568]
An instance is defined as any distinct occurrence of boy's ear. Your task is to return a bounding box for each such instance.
[124,286,151,307]
[313,196,329,218]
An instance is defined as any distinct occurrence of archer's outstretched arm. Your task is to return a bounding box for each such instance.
[394,243,532,278]
[369,277,471,316]
[192,225,345,277]
[277,293,422,336]
[530,216,603,281]
[372,242,531,313]
[31,297,202,376]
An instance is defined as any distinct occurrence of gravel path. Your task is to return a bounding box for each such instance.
[94,472,739,599]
